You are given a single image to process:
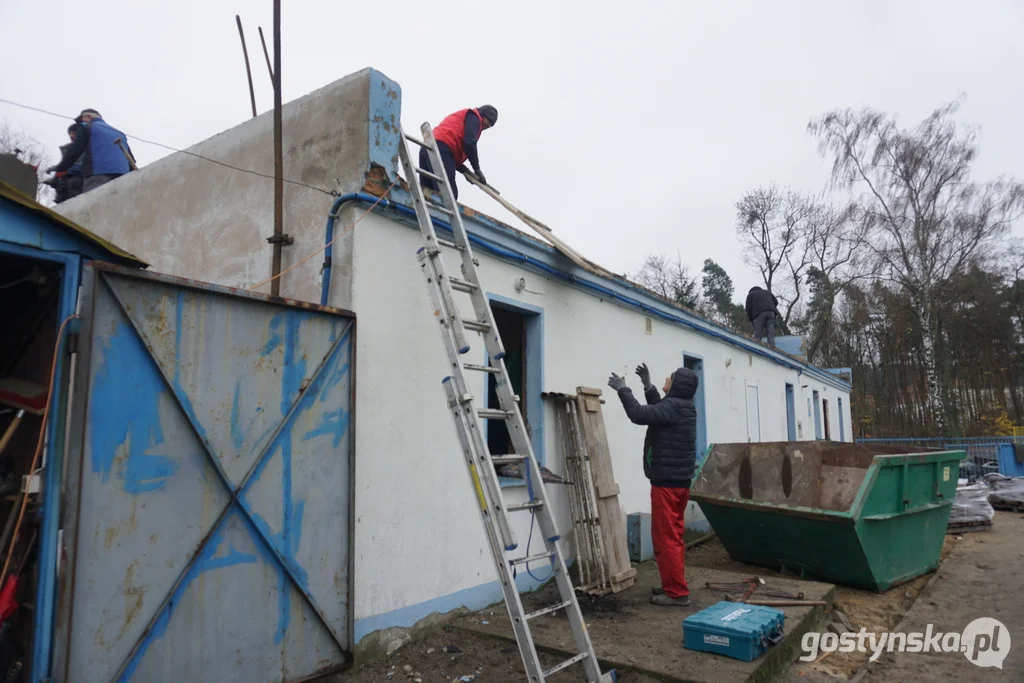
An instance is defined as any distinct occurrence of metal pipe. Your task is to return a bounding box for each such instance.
[320,193,392,305]
[258,26,274,83]
[269,0,284,297]
[235,15,258,118]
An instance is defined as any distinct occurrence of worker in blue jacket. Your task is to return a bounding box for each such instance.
[48,109,135,192]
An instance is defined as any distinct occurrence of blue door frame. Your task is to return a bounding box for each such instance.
[813,390,822,440]
[0,240,81,683]
[838,397,846,442]
[785,383,797,441]
[683,354,707,460]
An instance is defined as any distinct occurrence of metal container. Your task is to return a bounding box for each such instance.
[53,264,356,682]
[626,512,653,563]
[691,442,963,592]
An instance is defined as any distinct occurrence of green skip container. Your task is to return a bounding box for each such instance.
[690,442,964,592]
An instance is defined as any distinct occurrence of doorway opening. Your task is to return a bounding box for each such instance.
[823,399,831,440]
[485,298,543,483]
[813,390,822,439]
[786,382,794,440]
[838,397,846,442]
[0,251,65,677]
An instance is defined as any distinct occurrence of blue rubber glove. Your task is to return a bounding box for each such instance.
[607,373,627,392]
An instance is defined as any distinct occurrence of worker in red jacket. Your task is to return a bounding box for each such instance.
[420,105,498,200]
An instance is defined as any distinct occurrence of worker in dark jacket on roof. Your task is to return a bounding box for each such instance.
[608,364,699,607]
[48,109,134,192]
[420,105,498,200]
[745,286,780,347]
[48,123,84,204]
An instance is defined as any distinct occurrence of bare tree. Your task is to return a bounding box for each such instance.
[799,201,874,362]
[632,253,701,309]
[0,119,54,204]
[735,186,817,331]
[809,98,1024,434]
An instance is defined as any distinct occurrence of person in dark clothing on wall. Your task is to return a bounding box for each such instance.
[50,123,84,204]
[47,109,134,193]
[745,286,780,347]
[419,105,498,200]
[608,363,699,607]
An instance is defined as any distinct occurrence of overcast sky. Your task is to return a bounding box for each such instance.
[3,0,1023,293]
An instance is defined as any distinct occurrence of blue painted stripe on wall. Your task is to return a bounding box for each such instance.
[353,569,551,643]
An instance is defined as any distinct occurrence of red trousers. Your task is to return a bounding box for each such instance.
[651,486,690,598]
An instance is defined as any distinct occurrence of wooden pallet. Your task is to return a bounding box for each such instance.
[549,389,636,596]
[946,519,993,534]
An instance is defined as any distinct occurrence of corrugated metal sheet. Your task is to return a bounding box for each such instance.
[0,181,147,268]
[56,265,353,682]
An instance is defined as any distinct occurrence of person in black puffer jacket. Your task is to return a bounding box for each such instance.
[608,364,699,607]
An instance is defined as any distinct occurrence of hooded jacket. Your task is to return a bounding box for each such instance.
[745,286,779,323]
[615,367,699,488]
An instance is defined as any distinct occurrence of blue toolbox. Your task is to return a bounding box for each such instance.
[682,601,785,661]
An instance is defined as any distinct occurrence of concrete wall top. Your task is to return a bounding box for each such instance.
[56,67,401,301]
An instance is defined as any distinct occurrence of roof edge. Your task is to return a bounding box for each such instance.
[0,182,148,268]
[368,185,852,392]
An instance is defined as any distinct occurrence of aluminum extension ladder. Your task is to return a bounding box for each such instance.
[396,123,616,683]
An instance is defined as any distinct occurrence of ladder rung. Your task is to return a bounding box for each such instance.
[436,237,465,252]
[415,167,443,182]
[404,133,427,147]
[430,204,456,216]
[463,363,499,374]
[449,277,478,293]
[477,408,513,420]
[509,551,553,567]
[490,455,528,465]
[543,653,588,678]
[525,600,572,620]
[507,500,545,513]
[463,319,492,333]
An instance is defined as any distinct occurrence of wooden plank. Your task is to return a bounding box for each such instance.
[574,387,636,593]
[462,175,605,277]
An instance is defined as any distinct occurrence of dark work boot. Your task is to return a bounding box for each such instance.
[651,586,664,596]
[650,593,691,607]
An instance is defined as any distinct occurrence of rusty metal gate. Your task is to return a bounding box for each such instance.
[54,264,354,682]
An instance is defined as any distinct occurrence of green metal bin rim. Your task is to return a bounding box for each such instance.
[691,444,966,522]
[688,494,857,523]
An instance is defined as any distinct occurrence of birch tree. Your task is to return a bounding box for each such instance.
[809,99,1024,434]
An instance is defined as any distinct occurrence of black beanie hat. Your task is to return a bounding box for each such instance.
[478,105,498,125]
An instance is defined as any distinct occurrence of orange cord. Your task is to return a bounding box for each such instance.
[246,179,400,293]
[0,314,77,585]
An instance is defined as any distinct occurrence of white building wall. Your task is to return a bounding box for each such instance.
[343,209,850,643]
[51,66,853,649]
